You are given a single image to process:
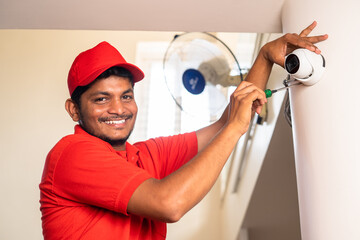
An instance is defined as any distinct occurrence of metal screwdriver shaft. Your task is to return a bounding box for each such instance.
[265,82,301,98]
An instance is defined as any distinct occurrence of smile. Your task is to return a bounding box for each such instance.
[104,119,126,125]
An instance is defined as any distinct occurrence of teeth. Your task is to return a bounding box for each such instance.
[105,120,125,124]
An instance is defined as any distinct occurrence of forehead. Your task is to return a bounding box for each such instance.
[86,76,133,94]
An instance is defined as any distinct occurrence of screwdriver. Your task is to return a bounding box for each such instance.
[265,82,301,98]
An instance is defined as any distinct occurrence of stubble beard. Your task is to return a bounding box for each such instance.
[78,114,133,148]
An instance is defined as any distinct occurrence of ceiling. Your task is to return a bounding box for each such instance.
[0,0,285,33]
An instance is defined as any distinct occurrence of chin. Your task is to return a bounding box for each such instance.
[80,120,134,146]
[99,131,133,147]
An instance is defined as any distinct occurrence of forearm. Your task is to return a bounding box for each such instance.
[196,46,273,151]
[143,124,242,222]
[245,46,274,90]
[195,105,229,152]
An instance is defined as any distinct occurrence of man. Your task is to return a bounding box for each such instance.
[40,22,327,239]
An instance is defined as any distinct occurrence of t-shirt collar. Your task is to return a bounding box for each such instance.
[74,125,140,163]
[123,142,140,164]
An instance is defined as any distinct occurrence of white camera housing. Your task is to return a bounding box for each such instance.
[284,48,325,86]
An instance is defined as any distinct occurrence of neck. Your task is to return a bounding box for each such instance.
[112,143,126,151]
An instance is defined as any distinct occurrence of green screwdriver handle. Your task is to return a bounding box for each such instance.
[265,89,272,98]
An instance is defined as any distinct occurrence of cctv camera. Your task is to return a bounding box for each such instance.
[284,48,325,86]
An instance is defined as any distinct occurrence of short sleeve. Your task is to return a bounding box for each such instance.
[136,132,198,178]
[53,140,152,215]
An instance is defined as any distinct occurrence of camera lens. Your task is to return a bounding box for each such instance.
[285,54,300,74]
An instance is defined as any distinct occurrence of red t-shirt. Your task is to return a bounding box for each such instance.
[39,125,198,240]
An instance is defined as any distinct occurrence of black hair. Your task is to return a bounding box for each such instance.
[71,66,134,108]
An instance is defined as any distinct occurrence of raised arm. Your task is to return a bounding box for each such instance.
[127,22,328,223]
[196,21,328,151]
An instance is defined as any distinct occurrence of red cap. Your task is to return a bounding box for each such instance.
[67,41,145,96]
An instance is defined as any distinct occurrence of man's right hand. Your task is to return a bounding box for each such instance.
[226,81,267,135]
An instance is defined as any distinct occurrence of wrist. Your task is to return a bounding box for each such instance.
[223,121,248,138]
[258,44,273,66]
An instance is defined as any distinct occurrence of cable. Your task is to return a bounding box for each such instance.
[284,89,292,127]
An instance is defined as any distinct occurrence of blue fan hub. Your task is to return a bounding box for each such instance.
[182,69,206,95]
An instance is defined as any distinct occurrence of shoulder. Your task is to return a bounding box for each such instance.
[47,132,114,162]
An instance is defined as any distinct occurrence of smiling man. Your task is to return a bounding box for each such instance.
[39,22,327,240]
[66,69,138,150]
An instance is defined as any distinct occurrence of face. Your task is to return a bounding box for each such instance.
[69,76,137,151]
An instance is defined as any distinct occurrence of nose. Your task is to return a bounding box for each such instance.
[108,99,125,115]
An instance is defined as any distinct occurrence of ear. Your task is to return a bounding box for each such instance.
[65,98,80,122]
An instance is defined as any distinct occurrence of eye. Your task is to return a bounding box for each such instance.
[122,94,134,101]
[94,97,108,103]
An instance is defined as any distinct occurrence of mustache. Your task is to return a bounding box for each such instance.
[98,114,133,122]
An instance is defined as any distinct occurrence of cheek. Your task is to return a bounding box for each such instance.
[85,104,105,116]
[92,108,106,117]
[79,105,102,124]
[131,104,138,119]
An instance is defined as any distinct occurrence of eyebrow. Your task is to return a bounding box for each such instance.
[88,91,111,97]
[88,88,134,97]
[123,89,134,94]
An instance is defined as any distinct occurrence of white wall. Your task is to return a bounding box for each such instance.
[282,0,360,239]
[0,0,284,33]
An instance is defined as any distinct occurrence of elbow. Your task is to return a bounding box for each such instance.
[166,208,184,223]
[163,213,181,223]
[132,178,190,222]
[163,212,183,223]
[159,196,186,223]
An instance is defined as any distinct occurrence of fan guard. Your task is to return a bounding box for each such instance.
[163,32,243,121]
